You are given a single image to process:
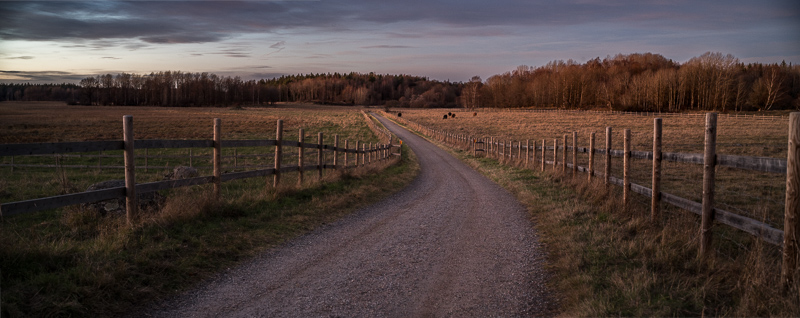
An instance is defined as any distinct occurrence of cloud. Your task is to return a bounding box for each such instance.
[362,45,414,49]
[7,56,35,59]
[0,70,91,83]
[141,34,226,44]
[1,0,796,47]
[101,57,120,59]
[270,41,286,49]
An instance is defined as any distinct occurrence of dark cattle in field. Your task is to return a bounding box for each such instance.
[443,114,448,119]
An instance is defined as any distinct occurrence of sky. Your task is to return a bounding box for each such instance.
[1,0,799,84]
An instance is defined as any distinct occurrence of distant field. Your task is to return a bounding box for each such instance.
[398,108,789,230]
[0,101,377,143]
[0,101,382,204]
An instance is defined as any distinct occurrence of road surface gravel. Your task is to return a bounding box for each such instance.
[143,113,555,317]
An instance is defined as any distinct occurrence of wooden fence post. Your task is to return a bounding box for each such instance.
[541,139,545,171]
[589,132,595,181]
[700,112,717,260]
[783,112,800,292]
[623,129,631,206]
[273,120,283,188]
[123,115,136,226]
[605,127,612,186]
[233,148,237,170]
[213,118,221,200]
[189,149,193,167]
[144,149,148,172]
[562,134,567,172]
[98,150,102,172]
[318,132,323,179]
[355,141,360,167]
[472,137,476,156]
[652,118,662,221]
[298,129,305,185]
[572,131,577,175]
[553,138,558,171]
[344,140,349,168]
[334,135,339,169]
[361,143,366,166]
[525,139,530,168]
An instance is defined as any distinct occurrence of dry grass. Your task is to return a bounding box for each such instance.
[400,108,788,231]
[0,101,383,203]
[0,101,379,143]
[0,103,417,317]
[397,111,800,316]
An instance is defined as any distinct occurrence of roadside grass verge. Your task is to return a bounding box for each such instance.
[1,144,418,317]
[418,133,800,316]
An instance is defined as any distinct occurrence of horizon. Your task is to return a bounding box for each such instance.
[2,0,799,84]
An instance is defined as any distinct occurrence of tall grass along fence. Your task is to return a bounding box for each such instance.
[0,115,401,225]
[385,110,800,293]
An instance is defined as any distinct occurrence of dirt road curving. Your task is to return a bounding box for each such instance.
[144,113,555,317]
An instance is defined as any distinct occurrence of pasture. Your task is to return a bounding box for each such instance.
[398,108,788,230]
[389,108,797,316]
[0,102,415,317]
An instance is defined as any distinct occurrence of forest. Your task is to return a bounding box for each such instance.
[1,52,798,112]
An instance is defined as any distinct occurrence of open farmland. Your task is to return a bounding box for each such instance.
[0,101,380,143]
[0,102,415,317]
[0,102,383,203]
[398,108,788,230]
[389,108,798,316]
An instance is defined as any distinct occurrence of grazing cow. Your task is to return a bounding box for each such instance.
[443,114,448,119]
[473,112,477,117]
[397,112,402,117]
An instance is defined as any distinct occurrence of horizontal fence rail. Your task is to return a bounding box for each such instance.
[383,110,799,292]
[1,115,401,221]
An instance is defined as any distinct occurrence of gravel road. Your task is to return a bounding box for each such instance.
[143,114,555,317]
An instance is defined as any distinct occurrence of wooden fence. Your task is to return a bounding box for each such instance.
[385,111,800,291]
[0,115,400,225]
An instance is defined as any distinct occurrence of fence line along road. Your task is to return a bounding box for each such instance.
[0,115,401,224]
[382,110,800,294]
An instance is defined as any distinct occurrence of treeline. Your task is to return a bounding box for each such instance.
[475,52,800,112]
[2,52,799,112]
[1,83,81,104]
[0,72,461,108]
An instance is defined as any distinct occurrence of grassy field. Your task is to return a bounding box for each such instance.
[0,102,385,203]
[387,108,798,316]
[397,108,788,230]
[0,102,418,317]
